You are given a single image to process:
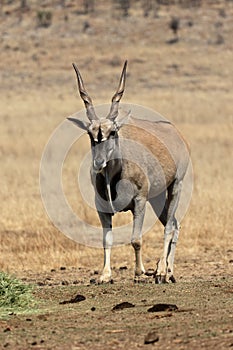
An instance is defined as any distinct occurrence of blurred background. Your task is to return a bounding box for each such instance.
[0,0,232,276]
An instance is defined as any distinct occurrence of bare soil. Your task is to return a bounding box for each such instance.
[1,260,233,350]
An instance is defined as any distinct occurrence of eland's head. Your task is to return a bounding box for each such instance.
[68,61,129,173]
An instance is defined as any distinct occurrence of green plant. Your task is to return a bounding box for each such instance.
[0,272,35,311]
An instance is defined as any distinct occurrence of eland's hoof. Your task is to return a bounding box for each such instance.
[99,274,112,284]
[169,275,176,283]
[99,278,113,285]
[155,275,167,284]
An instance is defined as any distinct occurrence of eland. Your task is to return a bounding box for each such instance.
[68,61,190,284]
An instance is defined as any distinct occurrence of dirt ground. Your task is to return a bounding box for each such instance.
[0,260,233,350]
[0,0,233,349]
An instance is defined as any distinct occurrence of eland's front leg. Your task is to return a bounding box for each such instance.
[98,211,113,283]
[131,198,146,279]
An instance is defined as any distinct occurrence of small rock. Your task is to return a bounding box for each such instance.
[144,330,159,344]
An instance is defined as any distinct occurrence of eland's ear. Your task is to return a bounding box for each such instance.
[114,110,131,130]
[67,117,89,130]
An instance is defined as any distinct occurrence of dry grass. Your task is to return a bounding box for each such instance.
[0,1,232,274]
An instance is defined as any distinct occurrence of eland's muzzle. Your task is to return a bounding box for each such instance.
[93,158,106,172]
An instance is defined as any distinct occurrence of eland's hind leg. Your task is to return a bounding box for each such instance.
[149,191,167,227]
[154,180,182,284]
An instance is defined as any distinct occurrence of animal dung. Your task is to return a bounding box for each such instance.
[59,294,86,304]
[90,278,97,284]
[112,301,135,311]
[147,303,178,312]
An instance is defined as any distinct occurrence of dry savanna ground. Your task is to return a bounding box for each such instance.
[0,1,232,349]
